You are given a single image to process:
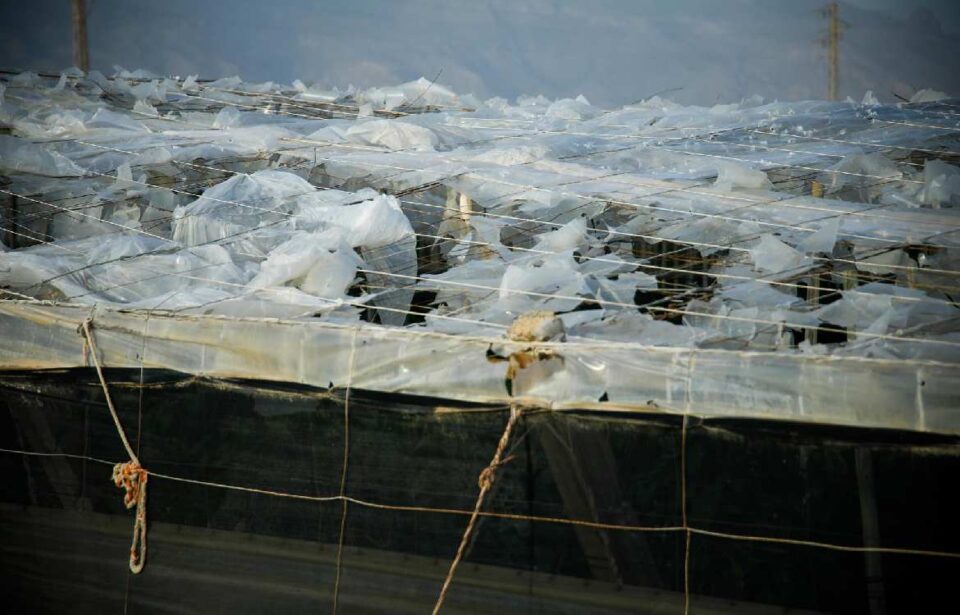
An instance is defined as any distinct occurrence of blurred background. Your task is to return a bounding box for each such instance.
[1,0,958,106]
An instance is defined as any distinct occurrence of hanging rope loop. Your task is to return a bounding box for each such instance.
[113,460,149,573]
[80,317,149,574]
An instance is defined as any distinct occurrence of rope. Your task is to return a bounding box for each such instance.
[432,405,523,615]
[332,327,359,615]
[112,460,148,574]
[79,318,148,574]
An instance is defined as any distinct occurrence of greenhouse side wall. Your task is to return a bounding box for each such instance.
[1,369,957,614]
[2,302,957,435]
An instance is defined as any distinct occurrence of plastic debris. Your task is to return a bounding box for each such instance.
[0,68,956,359]
[0,134,85,176]
[919,160,960,208]
[748,234,809,274]
[713,163,772,192]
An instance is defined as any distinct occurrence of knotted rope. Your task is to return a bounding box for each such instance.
[432,405,522,615]
[477,454,514,491]
[112,460,148,573]
[79,318,148,574]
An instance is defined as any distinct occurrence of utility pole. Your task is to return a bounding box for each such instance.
[823,2,840,101]
[71,0,90,72]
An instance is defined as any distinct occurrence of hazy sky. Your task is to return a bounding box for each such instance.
[1,0,957,106]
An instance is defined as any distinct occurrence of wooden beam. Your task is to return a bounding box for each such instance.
[71,0,90,72]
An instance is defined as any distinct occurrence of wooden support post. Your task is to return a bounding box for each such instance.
[458,192,473,222]
[807,272,820,344]
[811,180,824,198]
[71,0,90,73]
[822,2,843,101]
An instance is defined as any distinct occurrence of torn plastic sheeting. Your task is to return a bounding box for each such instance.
[467,144,550,166]
[498,252,589,313]
[181,75,199,92]
[458,215,513,262]
[101,162,143,197]
[532,216,588,253]
[213,106,242,129]
[570,310,707,347]
[748,234,810,274]
[172,169,315,247]
[128,80,167,104]
[713,162,772,192]
[0,135,85,177]
[214,123,301,153]
[419,258,507,312]
[293,192,420,325]
[8,71,40,86]
[446,157,958,251]
[655,217,744,255]
[919,160,960,208]
[358,77,461,111]
[345,119,439,152]
[578,253,639,277]
[855,249,911,276]
[0,235,243,306]
[826,283,958,333]
[360,237,418,327]
[172,176,418,318]
[85,108,151,133]
[797,217,840,254]
[816,291,897,333]
[10,109,89,139]
[132,100,160,118]
[305,123,349,146]
[683,299,762,342]
[248,228,362,300]
[292,80,344,102]
[300,193,415,249]
[545,95,598,121]
[592,272,657,305]
[857,283,958,330]
[180,287,355,320]
[719,280,802,308]
[820,152,901,194]
[319,154,467,195]
[74,244,242,307]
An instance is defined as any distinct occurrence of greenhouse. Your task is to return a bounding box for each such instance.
[1,68,959,613]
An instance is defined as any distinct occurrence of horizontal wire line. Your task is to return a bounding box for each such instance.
[357,268,960,346]
[2,446,958,559]
[10,191,953,340]
[5,162,958,325]
[4,77,959,343]
[282,138,960,246]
